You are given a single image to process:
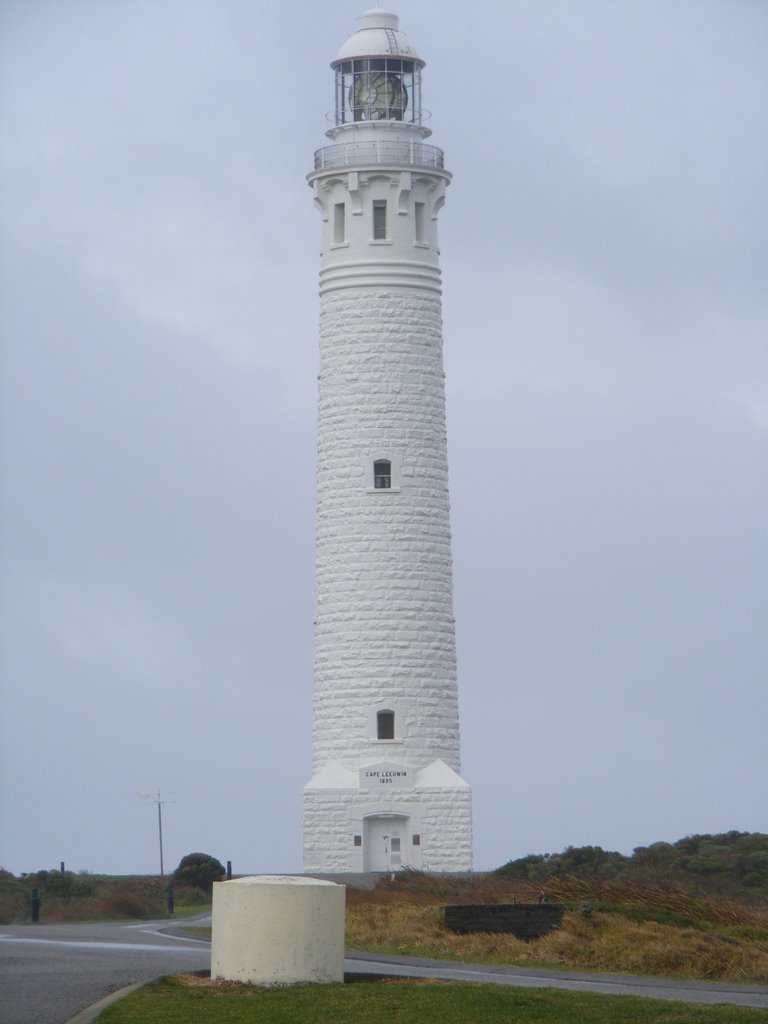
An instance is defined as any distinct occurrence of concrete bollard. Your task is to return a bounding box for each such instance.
[211,875,345,985]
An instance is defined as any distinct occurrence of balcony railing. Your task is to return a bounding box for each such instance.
[314,140,445,171]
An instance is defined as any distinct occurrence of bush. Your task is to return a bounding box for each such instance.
[43,871,74,897]
[70,873,99,898]
[104,892,158,919]
[743,873,766,889]
[173,852,225,894]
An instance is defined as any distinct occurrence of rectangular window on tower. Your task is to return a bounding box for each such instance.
[333,202,346,244]
[414,202,427,244]
[372,200,387,240]
[377,709,395,740]
[373,460,392,488]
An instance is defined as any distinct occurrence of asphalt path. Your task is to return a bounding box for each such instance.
[1,917,767,1023]
[347,950,768,1009]
[0,919,211,1024]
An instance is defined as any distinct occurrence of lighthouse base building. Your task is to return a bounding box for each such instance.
[303,9,472,875]
[304,765,472,874]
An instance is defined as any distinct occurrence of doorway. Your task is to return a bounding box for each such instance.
[364,814,409,872]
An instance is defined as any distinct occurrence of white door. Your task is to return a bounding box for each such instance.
[364,816,407,871]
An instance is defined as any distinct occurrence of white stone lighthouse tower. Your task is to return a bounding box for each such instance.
[303,9,472,874]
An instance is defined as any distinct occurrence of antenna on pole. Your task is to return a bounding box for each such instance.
[139,788,175,876]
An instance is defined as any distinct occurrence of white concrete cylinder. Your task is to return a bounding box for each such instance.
[210,875,345,986]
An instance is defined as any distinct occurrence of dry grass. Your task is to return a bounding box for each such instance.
[353,871,768,927]
[345,874,768,984]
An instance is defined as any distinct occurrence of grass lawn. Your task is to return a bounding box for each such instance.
[96,975,768,1024]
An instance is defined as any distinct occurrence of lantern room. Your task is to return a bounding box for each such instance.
[331,9,425,128]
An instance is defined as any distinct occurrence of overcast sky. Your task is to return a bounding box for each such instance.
[1,0,766,877]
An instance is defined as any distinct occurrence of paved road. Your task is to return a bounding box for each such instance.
[346,951,768,1009]
[0,919,211,1024]
[1,918,767,1023]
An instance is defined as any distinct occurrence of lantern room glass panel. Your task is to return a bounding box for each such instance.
[335,59,422,126]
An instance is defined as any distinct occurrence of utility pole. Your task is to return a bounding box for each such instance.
[139,788,174,876]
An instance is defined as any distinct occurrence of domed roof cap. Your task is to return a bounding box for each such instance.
[332,8,424,66]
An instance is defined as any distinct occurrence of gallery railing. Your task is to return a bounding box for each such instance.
[313,140,445,171]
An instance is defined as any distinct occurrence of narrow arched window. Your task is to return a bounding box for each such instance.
[374,460,392,489]
[373,200,387,239]
[414,201,427,243]
[377,709,395,740]
[333,202,346,244]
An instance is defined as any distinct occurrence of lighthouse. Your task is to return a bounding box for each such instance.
[303,9,472,874]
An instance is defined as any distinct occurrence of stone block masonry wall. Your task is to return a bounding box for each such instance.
[417,786,472,872]
[303,790,357,874]
[314,284,461,775]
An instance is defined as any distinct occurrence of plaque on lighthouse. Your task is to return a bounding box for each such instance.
[303,8,473,874]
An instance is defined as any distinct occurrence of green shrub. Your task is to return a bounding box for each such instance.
[742,872,766,889]
[71,873,99,898]
[104,892,159,919]
[496,832,768,902]
[43,872,74,897]
[172,853,225,894]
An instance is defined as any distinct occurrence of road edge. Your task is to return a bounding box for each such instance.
[63,980,148,1024]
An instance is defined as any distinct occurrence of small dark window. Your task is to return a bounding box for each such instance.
[414,202,426,243]
[377,709,395,740]
[333,202,346,244]
[373,200,387,239]
[412,834,421,846]
[353,835,362,847]
[374,459,391,488]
